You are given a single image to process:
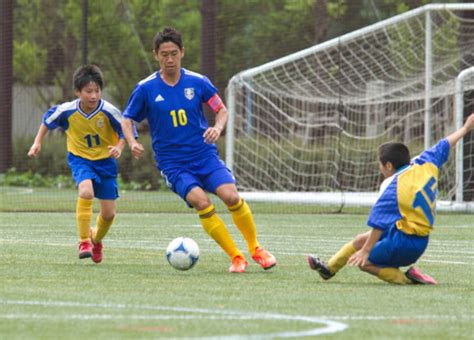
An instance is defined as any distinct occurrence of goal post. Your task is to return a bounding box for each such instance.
[226,4,474,213]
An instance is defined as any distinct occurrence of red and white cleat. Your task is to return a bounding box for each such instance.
[252,247,277,270]
[228,256,248,273]
[405,267,437,285]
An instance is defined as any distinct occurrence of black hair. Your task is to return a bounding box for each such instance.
[153,27,183,51]
[378,142,411,170]
[73,64,104,91]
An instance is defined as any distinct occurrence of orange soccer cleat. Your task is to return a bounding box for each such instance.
[252,247,277,270]
[228,255,248,273]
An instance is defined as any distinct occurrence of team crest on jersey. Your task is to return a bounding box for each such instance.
[184,88,195,100]
[96,117,105,128]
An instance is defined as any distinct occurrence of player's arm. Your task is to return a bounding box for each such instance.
[27,123,49,158]
[108,138,126,159]
[348,228,383,267]
[203,94,227,144]
[121,118,144,159]
[446,113,474,147]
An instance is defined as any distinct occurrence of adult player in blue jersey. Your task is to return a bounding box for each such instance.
[121,27,276,273]
[308,113,474,284]
[28,64,127,264]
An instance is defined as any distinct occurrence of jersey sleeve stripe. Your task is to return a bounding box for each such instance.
[102,100,123,123]
[44,100,76,125]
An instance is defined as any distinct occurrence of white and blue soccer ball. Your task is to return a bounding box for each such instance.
[166,237,200,271]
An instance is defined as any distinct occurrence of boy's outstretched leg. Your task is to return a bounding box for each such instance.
[198,204,248,273]
[308,240,357,279]
[228,198,276,270]
[89,200,116,263]
[307,255,334,280]
[76,196,93,259]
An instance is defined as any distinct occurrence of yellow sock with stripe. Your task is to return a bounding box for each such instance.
[327,241,357,274]
[76,197,93,242]
[228,199,260,255]
[93,214,114,243]
[377,268,411,284]
[198,205,242,259]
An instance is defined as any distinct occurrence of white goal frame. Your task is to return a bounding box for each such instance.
[226,3,474,212]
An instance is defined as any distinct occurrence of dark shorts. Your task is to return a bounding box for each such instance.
[67,153,119,200]
[368,224,429,268]
[160,154,235,207]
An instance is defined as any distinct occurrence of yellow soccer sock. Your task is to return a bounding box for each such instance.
[327,241,357,274]
[76,197,93,242]
[198,205,242,260]
[228,199,260,255]
[378,268,411,285]
[93,214,114,243]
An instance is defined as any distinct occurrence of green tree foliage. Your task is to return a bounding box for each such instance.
[13,0,458,108]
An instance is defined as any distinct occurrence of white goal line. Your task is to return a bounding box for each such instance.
[240,192,474,213]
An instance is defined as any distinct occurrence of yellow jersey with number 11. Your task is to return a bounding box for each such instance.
[43,99,124,161]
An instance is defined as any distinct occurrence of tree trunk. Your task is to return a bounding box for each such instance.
[0,0,13,172]
[201,0,217,125]
[313,0,328,44]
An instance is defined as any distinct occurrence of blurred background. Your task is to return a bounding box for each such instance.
[0,0,471,213]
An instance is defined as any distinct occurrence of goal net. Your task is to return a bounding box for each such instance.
[226,4,474,212]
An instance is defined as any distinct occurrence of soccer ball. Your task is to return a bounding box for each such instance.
[166,237,200,271]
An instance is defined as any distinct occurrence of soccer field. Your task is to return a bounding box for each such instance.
[0,212,472,339]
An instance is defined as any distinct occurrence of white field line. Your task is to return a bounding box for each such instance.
[0,238,472,265]
[1,223,473,229]
[0,299,347,338]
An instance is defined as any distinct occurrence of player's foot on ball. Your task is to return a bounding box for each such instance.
[89,228,103,264]
[307,255,334,280]
[228,255,248,273]
[252,247,277,270]
[78,240,92,259]
[405,267,437,285]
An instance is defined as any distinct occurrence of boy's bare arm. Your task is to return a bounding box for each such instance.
[348,228,383,267]
[121,118,144,159]
[27,124,49,157]
[108,138,126,159]
[446,113,474,147]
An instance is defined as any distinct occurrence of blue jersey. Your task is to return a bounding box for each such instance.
[123,68,221,170]
[367,139,450,237]
[43,99,124,161]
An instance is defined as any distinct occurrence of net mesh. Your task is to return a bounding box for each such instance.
[227,7,474,210]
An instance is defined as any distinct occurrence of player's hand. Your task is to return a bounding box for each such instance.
[108,145,123,159]
[348,249,369,267]
[203,126,222,144]
[465,113,474,132]
[27,143,41,158]
[130,141,144,159]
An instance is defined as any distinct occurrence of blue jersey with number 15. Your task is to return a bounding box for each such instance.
[123,68,220,170]
[367,139,450,237]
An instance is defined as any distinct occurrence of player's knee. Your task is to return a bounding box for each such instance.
[353,234,367,249]
[101,210,116,221]
[220,192,241,207]
[192,199,213,211]
[78,188,94,200]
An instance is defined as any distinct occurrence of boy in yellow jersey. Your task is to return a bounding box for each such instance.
[308,113,474,285]
[28,64,129,263]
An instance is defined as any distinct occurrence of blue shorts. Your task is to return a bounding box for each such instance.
[67,153,119,200]
[160,154,235,206]
[368,224,429,268]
